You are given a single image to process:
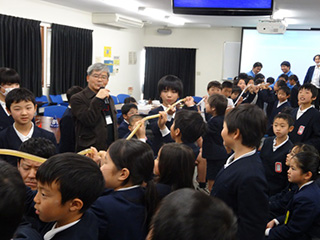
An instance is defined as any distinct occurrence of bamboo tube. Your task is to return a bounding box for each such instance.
[0,149,46,163]
[126,98,187,140]
[77,148,93,155]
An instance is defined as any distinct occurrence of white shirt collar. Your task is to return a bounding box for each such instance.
[13,122,34,142]
[272,136,289,152]
[0,99,9,116]
[224,149,256,169]
[299,181,314,191]
[277,99,288,108]
[160,104,176,122]
[116,185,140,192]
[44,219,81,240]
[124,119,129,124]
[296,105,313,120]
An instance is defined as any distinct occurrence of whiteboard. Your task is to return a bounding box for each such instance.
[222,42,241,80]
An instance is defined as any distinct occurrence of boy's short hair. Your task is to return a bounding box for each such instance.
[288,74,299,83]
[278,74,288,81]
[150,188,237,240]
[253,62,263,68]
[232,86,241,94]
[18,137,56,163]
[281,61,291,68]
[276,79,287,88]
[273,113,294,127]
[0,67,21,85]
[207,81,222,91]
[174,110,206,143]
[121,103,138,115]
[222,81,233,89]
[266,77,275,84]
[36,153,105,213]
[0,160,26,240]
[225,104,267,148]
[124,97,137,104]
[158,75,183,97]
[207,94,227,116]
[254,79,265,85]
[5,88,36,110]
[128,114,143,126]
[299,83,318,98]
[278,85,291,96]
[66,86,83,102]
[254,73,265,81]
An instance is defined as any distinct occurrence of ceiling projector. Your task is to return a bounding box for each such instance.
[257,19,287,34]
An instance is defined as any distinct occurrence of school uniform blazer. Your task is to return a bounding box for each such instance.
[70,87,118,152]
[268,182,320,240]
[59,107,76,153]
[290,85,300,108]
[289,107,320,149]
[211,152,269,240]
[39,211,99,240]
[260,137,293,196]
[202,115,228,161]
[0,106,14,131]
[118,120,129,139]
[90,187,148,240]
[0,125,57,166]
[303,65,315,84]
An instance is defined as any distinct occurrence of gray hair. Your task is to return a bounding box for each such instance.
[87,63,110,78]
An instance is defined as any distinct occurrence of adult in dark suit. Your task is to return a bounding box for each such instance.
[70,63,118,152]
[303,54,320,109]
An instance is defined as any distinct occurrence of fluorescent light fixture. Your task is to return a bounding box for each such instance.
[273,9,295,19]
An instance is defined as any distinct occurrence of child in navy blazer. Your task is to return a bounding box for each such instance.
[202,93,228,192]
[211,104,269,240]
[266,151,320,240]
[117,103,138,138]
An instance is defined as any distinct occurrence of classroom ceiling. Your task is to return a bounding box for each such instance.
[42,0,320,29]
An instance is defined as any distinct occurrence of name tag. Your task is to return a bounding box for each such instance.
[275,162,282,173]
[105,115,113,125]
[297,125,305,135]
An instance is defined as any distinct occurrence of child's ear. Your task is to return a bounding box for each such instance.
[304,171,313,181]
[173,127,181,137]
[118,168,130,181]
[69,198,83,212]
[288,126,294,133]
[312,96,317,101]
[233,128,241,140]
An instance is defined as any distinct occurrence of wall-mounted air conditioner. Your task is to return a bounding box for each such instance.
[92,13,144,29]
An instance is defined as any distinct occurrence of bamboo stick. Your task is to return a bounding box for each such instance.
[0,149,46,163]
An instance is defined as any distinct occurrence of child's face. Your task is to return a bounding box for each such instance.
[8,100,36,126]
[17,158,42,190]
[247,79,254,85]
[205,101,215,115]
[170,122,177,141]
[298,88,316,105]
[160,88,179,107]
[0,83,19,96]
[277,89,289,103]
[221,122,234,149]
[273,118,292,139]
[123,108,138,121]
[34,182,73,226]
[237,79,246,90]
[231,92,239,100]
[287,158,309,187]
[221,87,232,98]
[288,79,295,86]
[285,146,298,166]
[207,87,221,96]
[100,151,122,189]
[128,118,142,132]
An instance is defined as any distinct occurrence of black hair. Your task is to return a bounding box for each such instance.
[0,160,26,240]
[273,113,294,127]
[281,61,291,68]
[158,75,183,98]
[278,74,289,82]
[66,86,83,102]
[121,103,138,115]
[254,73,265,81]
[0,67,21,85]
[288,74,299,84]
[232,86,241,94]
[150,188,237,240]
[266,77,275,84]
[207,81,222,91]
[225,104,267,148]
[222,81,233,89]
[174,110,206,143]
[36,153,104,213]
[108,139,158,224]
[293,151,320,180]
[299,83,318,98]
[18,137,56,163]
[157,143,195,190]
[253,62,263,68]
[254,78,265,85]
[276,80,287,89]
[207,94,227,116]
[292,143,319,156]
[278,85,291,96]
[313,54,320,61]
[281,106,294,115]
[128,114,143,126]
[124,97,137,104]
[234,73,249,85]
[5,88,36,110]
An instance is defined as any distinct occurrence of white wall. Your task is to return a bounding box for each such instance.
[143,27,241,97]
[0,0,145,100]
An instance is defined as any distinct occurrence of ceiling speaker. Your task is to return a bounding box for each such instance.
[157,28,172,35]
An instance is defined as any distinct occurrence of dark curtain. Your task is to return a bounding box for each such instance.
[0,14,42,96]
[143,47,196,100]
[50,24,92,94]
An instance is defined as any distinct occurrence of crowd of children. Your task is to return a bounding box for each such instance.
[1,64,320,240]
